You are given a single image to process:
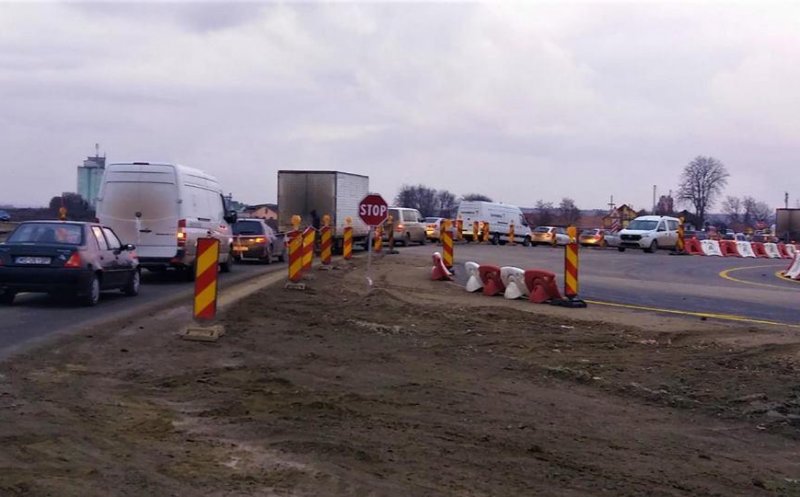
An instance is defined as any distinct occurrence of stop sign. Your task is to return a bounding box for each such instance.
[358,194,389,226]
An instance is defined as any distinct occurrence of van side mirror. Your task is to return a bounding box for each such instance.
[124,243,136,251]
[224,210,238,224]
[657,227,666,232]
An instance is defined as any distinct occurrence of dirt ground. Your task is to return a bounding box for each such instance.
[1,252,800,496]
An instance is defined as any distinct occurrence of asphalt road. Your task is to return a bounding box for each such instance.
[403,242,799,326]
[0,261,286,358]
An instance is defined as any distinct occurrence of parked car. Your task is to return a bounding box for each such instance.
[425,217,444,241]
[579,228,607,247]
[386,207,426,246]
[0,210,10,222]
[0,221,139,306]
[232,219,285,264]
[618,215,680,253]
[531,226,569,246]
[95,162,237,279]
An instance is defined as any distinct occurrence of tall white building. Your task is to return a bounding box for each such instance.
[77,146,105,209]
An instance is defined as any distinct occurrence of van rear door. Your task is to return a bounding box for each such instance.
[97,164,180,259]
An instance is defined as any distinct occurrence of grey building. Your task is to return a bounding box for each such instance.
[77,149,106,209]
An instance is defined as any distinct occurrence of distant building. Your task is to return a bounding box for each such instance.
[602,204,638,230]
[76,148,106,209]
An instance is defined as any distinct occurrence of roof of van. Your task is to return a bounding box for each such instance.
[108,162,217,181]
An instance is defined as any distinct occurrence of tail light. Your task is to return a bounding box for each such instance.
[255,237,265,243]
[177,219,186,247]
[64,252,82,268]
[395,223,404,232]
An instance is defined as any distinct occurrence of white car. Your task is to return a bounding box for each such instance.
[531,226,570,246]
[617,215,680,253]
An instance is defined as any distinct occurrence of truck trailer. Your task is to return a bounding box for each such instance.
[776,208,800,242]
[277,170,370,251]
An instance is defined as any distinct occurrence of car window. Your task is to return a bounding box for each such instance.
[667,220,678,231]
[233,221,265,235]
[8,223,83,245]
[534,226,550,233]
[102,227,122,250]
[402,210,418,222]
[627,220,658,231]
[92,226,109,250]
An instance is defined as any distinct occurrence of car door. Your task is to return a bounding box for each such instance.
[90,225,119,288]
[104,227,136,282]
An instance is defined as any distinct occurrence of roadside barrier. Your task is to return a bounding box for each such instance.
[374,225,383,252]
[701,239,723,256]
[478,264,505,296]
[523,269,562,304]
[783,253,800,280]
[464,261,482,292]
[193,238,220,320]
[500,266,527,299]
[719,240,740,257]
[736,241,756,258]
[301,227,315,274]
[320,225,332,266]
[764,242,781,259]
[777,243,792,259]
[482,222,491,243]
[442,220,454,269]
[431,252,452,281]
[508,222,515,246]
[787,244,798,258]
[287,230,303,283]
[685,238,703,255]
[751,242,769,258]
[343,225,353,260]
[456,218,463,241]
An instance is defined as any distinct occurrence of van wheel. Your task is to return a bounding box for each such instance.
[491,233,500,245]
[618,247,626,252]
[403,233,411,247]
[220,251,233,273]
[184,264,196,281]
[522,236,531,247]
[644,240,658,253]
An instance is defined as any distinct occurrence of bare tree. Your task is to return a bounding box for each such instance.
[461,193,493,202]
[394,184,438,217]
[677,156,729,225]
[742,196,771,226]
[722,196,742,225]
[559,197,581,225]
[435,190,458,218]
[532,200,555,226]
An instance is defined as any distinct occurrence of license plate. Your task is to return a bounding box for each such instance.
[16,256,51,265]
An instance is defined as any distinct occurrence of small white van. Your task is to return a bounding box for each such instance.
[618,215,680,253]
[96,162,237,277]
[456,201,532,246]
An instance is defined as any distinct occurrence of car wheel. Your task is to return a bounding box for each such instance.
[491,233,500,245]
[123,269,140,296]
[220,250,233,273]
[277,247,286,262]
[618,247,626,252]
[82,274,101,306]
[0,290,15,305]
[419,234,426,246]
[184,263,196,282]
[403,233,411,247]
[645,240,658,253]
[522,236,531,247]
[263,247,273,265]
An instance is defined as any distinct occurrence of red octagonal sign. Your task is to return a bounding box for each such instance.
[358,194,388,226]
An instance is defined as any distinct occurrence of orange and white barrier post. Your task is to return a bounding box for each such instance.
[508,222,516,246]
[374,224,383,252]
[301,226,315,274]
[287,230,303,283]
[193,238,220,320]
[320,214,332,266]
[343,217,353,260]
[442,219,454,269]
[456,217,463,241]
[482,222,490,243]
[473,221,480,243]
[552,227,586,308]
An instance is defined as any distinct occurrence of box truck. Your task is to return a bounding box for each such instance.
[277,171,370,251]
[776,208,800,242]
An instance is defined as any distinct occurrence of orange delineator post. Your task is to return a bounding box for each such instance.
[482,222,490,243]
[301,227,315,274]
[320,226,332,265]
[374,225,383,252]
[473,221,480,243]
[508,222,515,246]
[193,238,220,320]
[456,219,463,241]
[343,226,353,260]
[287,230,303,282]
[565,242,579,298]
[442,220,454,269]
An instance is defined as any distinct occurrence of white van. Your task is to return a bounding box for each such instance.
[617,215,680,253]
[456,201,532,246]
[96,162,236,277]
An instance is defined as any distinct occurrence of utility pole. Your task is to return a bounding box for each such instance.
[785,192,789,209]
[652,185,657,214]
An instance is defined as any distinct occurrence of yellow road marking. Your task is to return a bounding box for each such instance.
[585,299,800,329]
[775,270,800,283]
[718,264,798,290]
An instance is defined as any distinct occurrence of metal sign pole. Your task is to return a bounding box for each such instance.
[366,226,374,289]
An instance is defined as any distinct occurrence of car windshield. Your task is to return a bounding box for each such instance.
[233,221,264,235]
[8,223,84,245]
[534,226,551,233]
[627,220,658,231]
[581,229,598,235]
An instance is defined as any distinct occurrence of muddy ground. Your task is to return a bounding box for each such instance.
[1,253,800,496]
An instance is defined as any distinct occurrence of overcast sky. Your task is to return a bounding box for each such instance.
[1,1,798,211]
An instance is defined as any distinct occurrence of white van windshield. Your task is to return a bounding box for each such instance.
[627,220,659,231]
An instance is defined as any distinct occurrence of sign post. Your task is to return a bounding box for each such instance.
[358,194,389,289]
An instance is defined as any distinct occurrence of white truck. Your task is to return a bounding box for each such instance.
[277,171,370,251]
[456,201,532,246]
